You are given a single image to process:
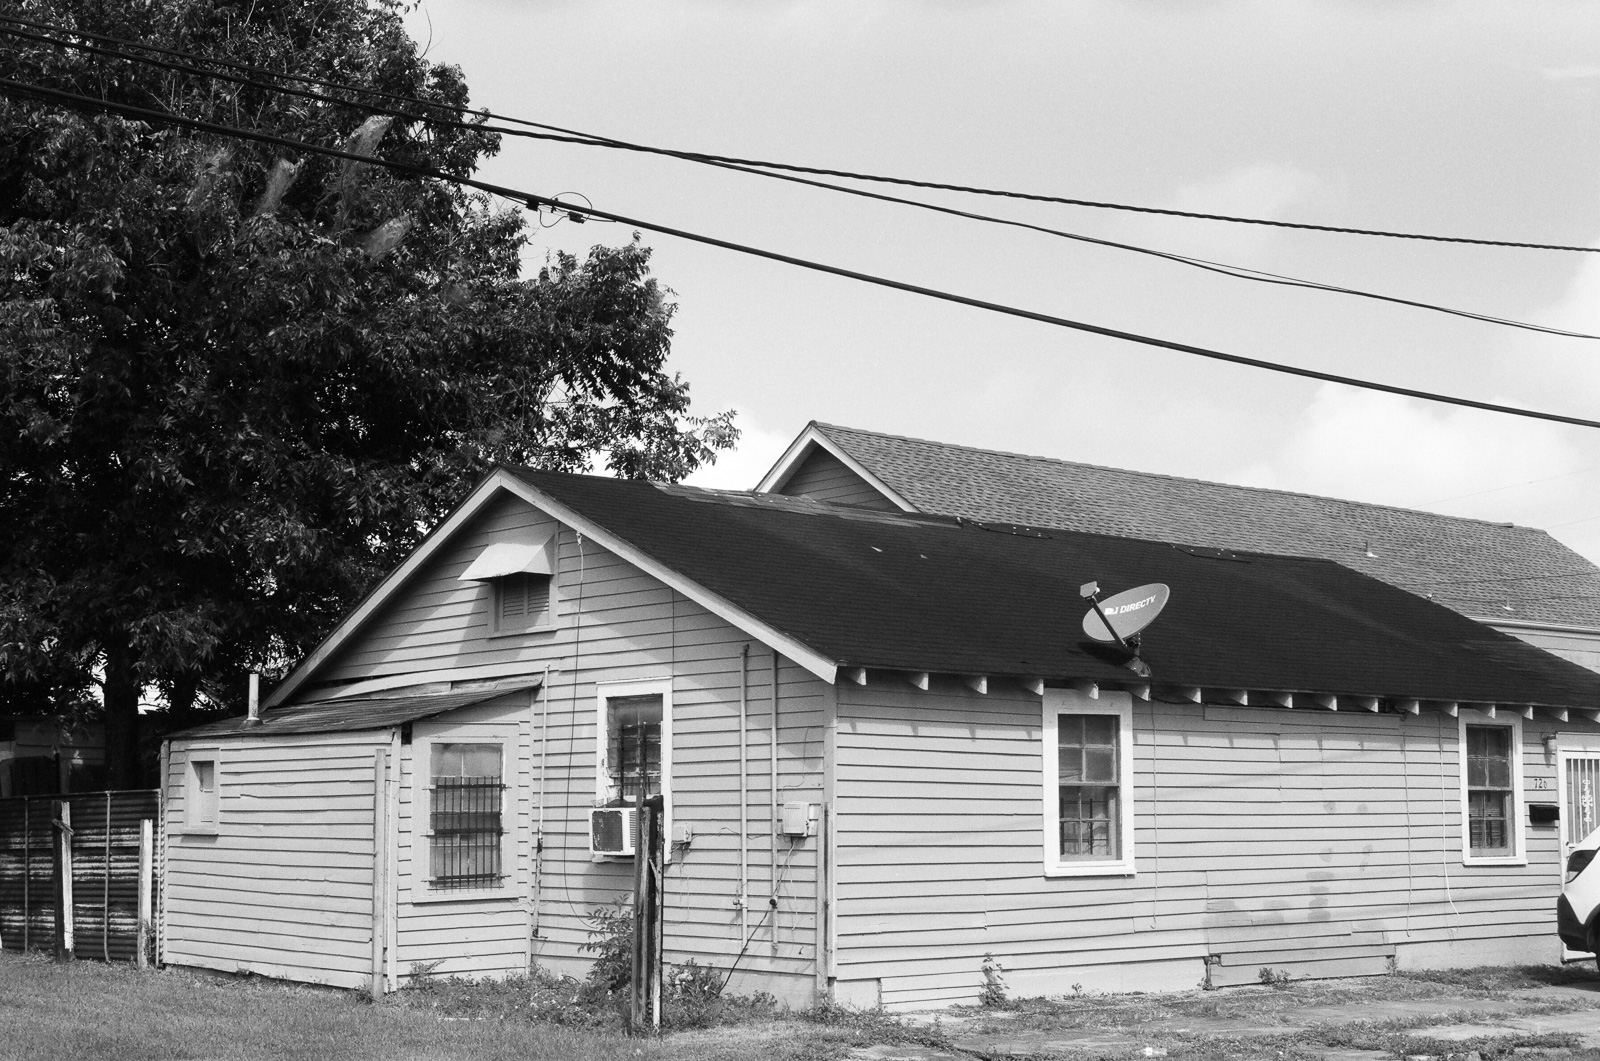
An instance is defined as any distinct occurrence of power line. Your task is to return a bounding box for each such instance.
[9,75,1600,434]
[9,18,1600,343]
[5,11,1599,256]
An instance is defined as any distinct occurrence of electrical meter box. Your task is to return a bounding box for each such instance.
[781,800,818,837]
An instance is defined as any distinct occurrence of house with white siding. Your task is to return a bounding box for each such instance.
[161,466,1600,1008]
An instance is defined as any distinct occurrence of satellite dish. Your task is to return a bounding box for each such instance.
[1082,583,1170,644]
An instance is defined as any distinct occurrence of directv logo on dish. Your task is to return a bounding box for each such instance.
[1103,594,1158,617]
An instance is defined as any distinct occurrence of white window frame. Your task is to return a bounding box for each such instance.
[183,750,220,834]
[1459,709,1526,867]
[489,573,556,636]
[1042,688,1135,877]
[412,735,514,903]
[595,678,673,859]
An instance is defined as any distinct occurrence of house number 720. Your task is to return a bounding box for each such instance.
[1529,778,1552,790]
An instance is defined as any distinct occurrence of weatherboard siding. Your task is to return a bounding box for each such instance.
[777,448,898,509]
[833,681,1587,1009]
[310,492,824,999]
[1497,624,1600,676]
[162,731,387,990]
[392,698,532,979]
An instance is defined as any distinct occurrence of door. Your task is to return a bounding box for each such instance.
[1559,741,1600,961]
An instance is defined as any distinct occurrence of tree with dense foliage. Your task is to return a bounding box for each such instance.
[0,0,736,785]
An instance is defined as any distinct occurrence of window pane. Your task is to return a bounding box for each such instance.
[1059,784,1119,860]
[1466,725,1513,790]
[1084,749,1116,783]
[1059,745,1084,783]
[1468,790,1510,853]
[1082,715,1117,746]
[195,761,214,793]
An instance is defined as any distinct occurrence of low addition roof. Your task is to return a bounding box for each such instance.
[174,683,538,740]
[777,422,1600,629]
[510,469,1600,709]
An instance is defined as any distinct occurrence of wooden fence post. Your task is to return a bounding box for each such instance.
[51,800,73,962]
[137,819,153,970]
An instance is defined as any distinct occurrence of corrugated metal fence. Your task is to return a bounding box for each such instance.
[0,790,158,962]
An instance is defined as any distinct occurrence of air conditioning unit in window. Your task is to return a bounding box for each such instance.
[589,806,637,857]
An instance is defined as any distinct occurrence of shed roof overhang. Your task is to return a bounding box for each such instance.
[175,683,540,741]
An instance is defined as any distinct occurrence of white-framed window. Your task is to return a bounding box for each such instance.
[1459,709,1526,866]
[184,753,220,832]
[419,740,509,896]
[1042,689,1135,877]
[595,679,673,847]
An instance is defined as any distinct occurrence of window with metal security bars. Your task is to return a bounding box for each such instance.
[1466,725,1513,855]
[1058,714,1120,860]
[429,743,504,891]
[493,573,551,633]
[606,696,662,803]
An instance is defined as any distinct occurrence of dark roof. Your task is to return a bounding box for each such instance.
[172,684,538,740]
[804,423,1600,629]
[512,469,1600,708]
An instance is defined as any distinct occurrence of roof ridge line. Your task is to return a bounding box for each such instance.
[810,422,1555,537]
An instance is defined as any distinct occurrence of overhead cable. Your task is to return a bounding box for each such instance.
[8,75,1600,434]
[8,19,1599,341]
[4,11,1599,255]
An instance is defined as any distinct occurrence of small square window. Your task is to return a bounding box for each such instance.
[493,573,552,633]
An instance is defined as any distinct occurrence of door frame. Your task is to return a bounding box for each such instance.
[1556,734,1600,961]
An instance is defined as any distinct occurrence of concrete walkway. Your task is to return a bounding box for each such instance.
[848,981,1600,1061]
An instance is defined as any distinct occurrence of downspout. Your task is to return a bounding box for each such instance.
[770,648,780,958]
[739,645,749,943]
[533,665,551,942]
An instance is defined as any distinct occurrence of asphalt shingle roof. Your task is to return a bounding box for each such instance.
[515,469,1600,708]
[807,423,1600,628]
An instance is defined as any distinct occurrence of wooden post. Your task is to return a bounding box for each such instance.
[22,799,31,952]
[630,801,648,1034]
[370,750,389,1001]
[102,792,111,962]
[51,800,73,962]
[137,819,153,970]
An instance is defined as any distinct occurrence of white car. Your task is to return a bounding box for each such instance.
[1558,826,1600,968]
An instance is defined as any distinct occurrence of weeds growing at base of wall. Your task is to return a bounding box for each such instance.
[979,953,1011,1009]
[393,900,776,1032]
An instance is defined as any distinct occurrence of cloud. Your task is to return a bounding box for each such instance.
[682,410,794,491]
[1542,65,1600,81]
[1231,383,1579,514]
[1106,163,1331,264]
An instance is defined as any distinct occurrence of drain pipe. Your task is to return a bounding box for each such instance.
[738,645,749,943]
[770,648,780,958]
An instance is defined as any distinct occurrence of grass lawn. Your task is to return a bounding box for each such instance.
[5,952,1600,1061]
[0,951,870,1061]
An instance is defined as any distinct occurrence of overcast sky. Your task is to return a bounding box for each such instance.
[403,1,1600,565]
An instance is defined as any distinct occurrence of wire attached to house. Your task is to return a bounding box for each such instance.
[9,75,1600,433]
[7,17,1600,341]
[718,841,800,994]
[5,12,1596,254]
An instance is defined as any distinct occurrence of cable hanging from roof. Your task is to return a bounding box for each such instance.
[4,11,1599,255]
[9,75,1600,434]
[7,17,1600,342]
